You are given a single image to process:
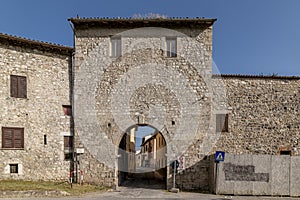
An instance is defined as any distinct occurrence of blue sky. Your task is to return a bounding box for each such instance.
[0,0,299,75]
[135,126,156,150]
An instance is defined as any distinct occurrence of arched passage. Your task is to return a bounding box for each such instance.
[118,124,167,189]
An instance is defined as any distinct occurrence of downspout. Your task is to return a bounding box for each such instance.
[68,20,76,183]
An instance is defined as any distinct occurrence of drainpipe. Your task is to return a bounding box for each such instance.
[69,20,76,183]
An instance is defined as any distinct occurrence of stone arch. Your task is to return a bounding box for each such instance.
[95,47,210,146]
[117,123,168,188]
[72,26,226,190]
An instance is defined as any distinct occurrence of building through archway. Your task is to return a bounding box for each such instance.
[118,125,167,189]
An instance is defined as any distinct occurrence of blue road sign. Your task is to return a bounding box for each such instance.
[215,151,225,162]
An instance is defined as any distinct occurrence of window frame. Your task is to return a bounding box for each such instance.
[10,164,18,174]
[10,75,27,98]
[110,37,122,58]
[216,114,229,133]
[64,136,73,160]
[166,37,177,58]
[62,105,72,116]
[2,127,24,149]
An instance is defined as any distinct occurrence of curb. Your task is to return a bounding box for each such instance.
[0,190,70,198]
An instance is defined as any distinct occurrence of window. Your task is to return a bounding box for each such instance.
[10,164,18,173]
[44,135,47,145]
[2,127,24,148]
[62,105,72,116]
[10,75,27,98]
[64,136,73,160]
[280,150,291,155]
[111,37,121,57]
[166,37,177,57]
[216,114,228,132]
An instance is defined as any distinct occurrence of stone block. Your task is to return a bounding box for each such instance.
[252,154,271,196]
[216,154,234,194]
[290,156,300,197]
[271,155,290,196]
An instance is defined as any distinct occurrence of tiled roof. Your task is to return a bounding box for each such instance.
[0,32,73,56]
[68,17,217,29]
[213,74,300,80]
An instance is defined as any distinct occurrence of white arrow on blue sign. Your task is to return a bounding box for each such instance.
[215,151,225,162]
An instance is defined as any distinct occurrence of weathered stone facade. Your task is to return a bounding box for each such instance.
[0,33,73,181]
[70,18,222,189]
[0,17,299,193]
[215,75,300,155]
[69,18,300,191]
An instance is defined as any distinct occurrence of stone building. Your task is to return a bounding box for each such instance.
[118,126,136,181]
[0,17,299,193]
[0,33,73,180]
[140,132,166,169]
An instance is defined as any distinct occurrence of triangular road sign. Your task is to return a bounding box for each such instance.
[215,151,225,162]
[217,153,223,160]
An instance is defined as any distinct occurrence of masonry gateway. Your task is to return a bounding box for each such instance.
[0,18,299,195]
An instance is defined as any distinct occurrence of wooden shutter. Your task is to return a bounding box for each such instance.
[2,128,13,148]
[216,114,229,132]
[10,75,27,98]
[64,136,73,148]
[223,114,229,132]
[13,128,24,148]
[18,76,27,98]
[10,75,18,97]
[2,127,24,148]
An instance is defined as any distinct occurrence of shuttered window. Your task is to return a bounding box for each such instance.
[2,127,24,148]
[64,136,73,148]
[166,37,177,57]
[111,37,121,57]
[64,136,73,160]
[10,75,27,98]
[216,114,228,132]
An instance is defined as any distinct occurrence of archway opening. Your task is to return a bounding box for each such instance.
[118,124,167,189]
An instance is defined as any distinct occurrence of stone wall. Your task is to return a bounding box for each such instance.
[0,41,72,181]
[216,153,300,197]
[72,20,218,190]
[215,75,300,155]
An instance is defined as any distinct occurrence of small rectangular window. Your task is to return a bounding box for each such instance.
[216,114,228,132]
[2,127,24,148]
[44,135,47,145]
[64,136,73,160]
[111,37,121,57]
[280,150,291,155]
[10,164,18,174]
[166,37,177,57]
[64,136,73,148]
[62,105,72,116]
[10,75,27,98]
[64,153,72,160]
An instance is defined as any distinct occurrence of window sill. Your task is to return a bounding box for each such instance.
[1,148,24,150]
[7,97,29,100]
[165,56,177,59]
[61,115,71,119]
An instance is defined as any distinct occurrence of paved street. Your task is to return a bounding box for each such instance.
[2,179,300,200]
[2,188,300,200]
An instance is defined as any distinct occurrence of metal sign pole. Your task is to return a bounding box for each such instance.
[173,161,176,189]
[215,161,218,194]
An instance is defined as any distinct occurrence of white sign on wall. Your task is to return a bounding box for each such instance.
[76,148,85,154]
